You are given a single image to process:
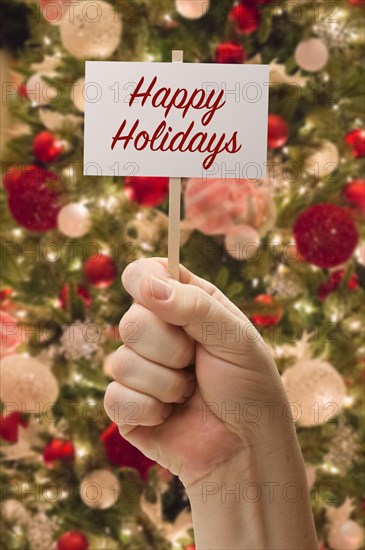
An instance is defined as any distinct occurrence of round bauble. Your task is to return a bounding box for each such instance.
[26,73,57,106]
[344,128,365,158]
[306,141,339,178]
[328,520,364,550]
[282,359,346,426]
[343,179,365,213]
[72,78,85,112]
[267,114,289,149]
[80,469,120,509]
[0,354,59,412]
[175,0,210,19]
[1,499,29,524]
[224,224,260,261]
[251,294,283,327]
[215,42,246,64]
[229,2,260,34]
[59,284,91,310]
[84,254,117,288]
[56,530,89,550]
[294,203,359,268]
[33,131,64,163]
[57,203,91,238]
[124,176,169,207]
[60,0,122,59]
[295,38,329,72]
[103,351,116,378]
[5,165,62,232]
[0,311,21,357]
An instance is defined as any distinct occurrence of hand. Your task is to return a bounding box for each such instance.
[104,257,293,490]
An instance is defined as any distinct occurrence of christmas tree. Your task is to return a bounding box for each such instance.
[1,1,364,549]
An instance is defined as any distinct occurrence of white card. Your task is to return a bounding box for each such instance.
[83,61,269,179]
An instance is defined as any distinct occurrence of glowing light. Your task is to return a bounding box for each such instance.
[343,395,354,408]
[12,228,23,238]
[44,36,51,46]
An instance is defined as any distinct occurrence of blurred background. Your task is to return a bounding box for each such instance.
[0,1,364,549]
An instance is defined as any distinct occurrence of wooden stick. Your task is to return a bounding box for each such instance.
[168,50,183,280]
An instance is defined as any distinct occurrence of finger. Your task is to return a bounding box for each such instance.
[122,260,267,367]
[123,257,245,319]
[112,345,196,404]
[119,302,195,368]
[104,381,173,427]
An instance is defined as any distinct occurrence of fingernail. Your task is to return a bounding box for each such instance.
[162,403,173,419]
[150,276,173,301]
[184,378,196,399]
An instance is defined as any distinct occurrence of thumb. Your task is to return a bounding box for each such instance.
[123,264,262,366]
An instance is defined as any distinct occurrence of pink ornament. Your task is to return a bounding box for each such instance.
[224,225,260,261]
[39,0,70,24]
[0,312,21,357]
[328,520,364,550]
[175,0,210,19]
[184,178,275,236]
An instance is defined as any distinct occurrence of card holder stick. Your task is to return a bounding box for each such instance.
[167,50,183,281]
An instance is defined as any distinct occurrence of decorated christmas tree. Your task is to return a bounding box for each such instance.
[1,1,365,549]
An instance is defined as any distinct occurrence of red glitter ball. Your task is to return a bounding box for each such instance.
[100,422,155,479]
[229,2,261,34]
[267,114,289,149]
[124,176,169,207]
[5,165,62,232]
[215,42,246,64]
[0,412,28,443]
[294,204,359,268]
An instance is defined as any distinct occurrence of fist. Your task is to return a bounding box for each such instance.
[104,258,291,490]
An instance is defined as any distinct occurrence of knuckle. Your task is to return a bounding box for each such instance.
[140,393,160,420]
[169,342,192,368]
[113,348,135,383]
[119,303,145,341]
[190,287,213,322]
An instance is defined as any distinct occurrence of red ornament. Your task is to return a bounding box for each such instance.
[33,131,64,163]
[267,114,289,149]
[0,412,28,443]
[100,422,155,479]
[229,2,261,34]
[251,295,283,327]
[4,165,62,232]
[344,128,365,158]
[343,179,365,213]
[39,0,69,23]
[43,439,75,464]
[59,284,91,310]
[215,43,246,64]
[0,311,21,357]
[124,176,169,207]
[84,254,117,288]
[294,204,359,268]
[56,531,89,550]
[185,545,196,550]
[317,269,359,301]
[0,288,14,312]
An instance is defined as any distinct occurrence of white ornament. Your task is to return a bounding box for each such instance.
[175,0,210,19]
[72,77,85,112]
[0,355,59,412]
[282,359,346,427]
[224,224,261,261]
[60,321,102,361]
[80,469,120,509]
[1,499,29,524]
[295,38,329,72]
[103,351,116,378]
[57,203,91,238]
[26,73,57,106]
[39,109,83,131]
[306,141,339,178]
[60,0,122,59]
[327,499,364,550]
